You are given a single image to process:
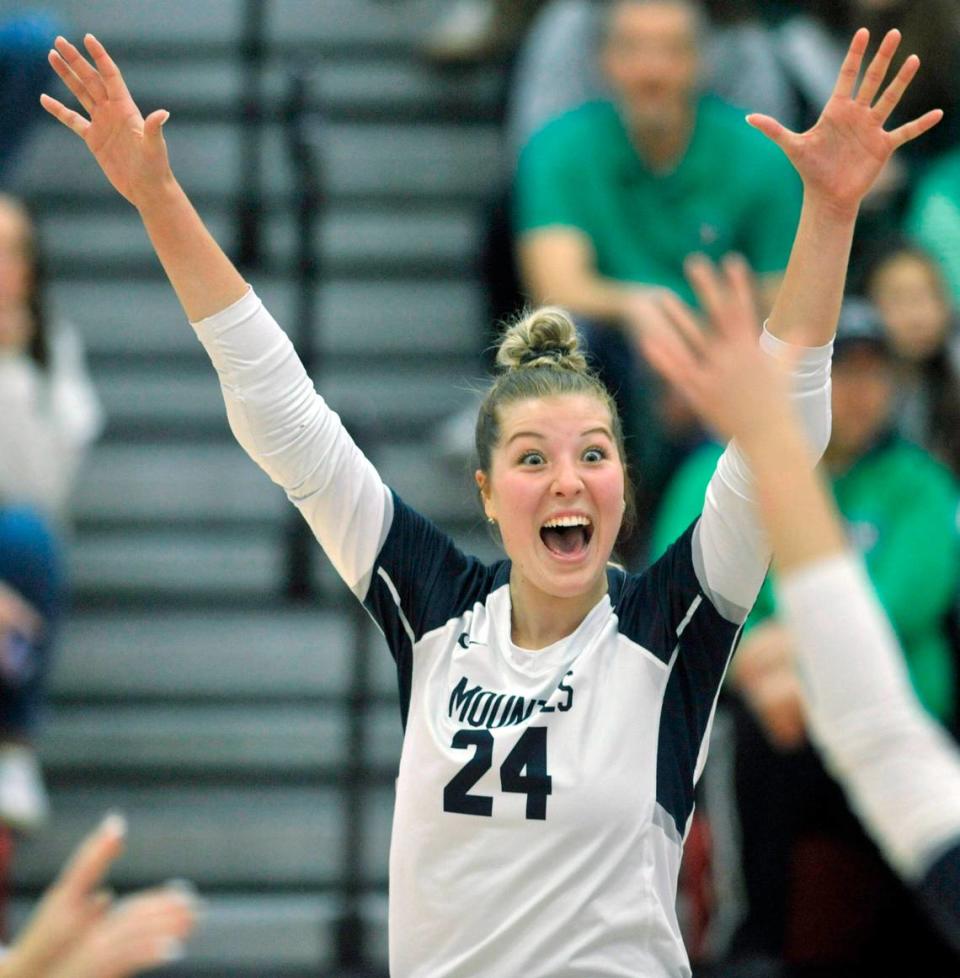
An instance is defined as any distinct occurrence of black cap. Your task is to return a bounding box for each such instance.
[833,297,892,360]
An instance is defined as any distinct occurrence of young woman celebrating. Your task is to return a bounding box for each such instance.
[41,26,940,978]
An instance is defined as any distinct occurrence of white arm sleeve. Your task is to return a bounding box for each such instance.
[693,328,833,622]
[191,288,392,598]
[780,553,960,881]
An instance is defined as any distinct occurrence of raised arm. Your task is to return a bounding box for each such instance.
[41,34,245,321]
[645,258,960,915]
[41,35,391,597]
[751,28,942,346]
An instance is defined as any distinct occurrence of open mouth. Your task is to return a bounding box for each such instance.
[540,515,594,558]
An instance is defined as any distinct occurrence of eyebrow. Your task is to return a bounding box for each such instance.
[505,426,614,445]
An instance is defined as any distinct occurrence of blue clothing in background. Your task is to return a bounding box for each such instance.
[0,507,65,736]
[0,11,64,185]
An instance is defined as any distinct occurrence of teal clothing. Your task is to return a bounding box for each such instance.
[906,146,960,305]
[651,436,960,722]
[515,97,802,305]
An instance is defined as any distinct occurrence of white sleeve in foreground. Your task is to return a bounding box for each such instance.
[780,552,960,881]
[191,288,391,597]
[693,328,833,621]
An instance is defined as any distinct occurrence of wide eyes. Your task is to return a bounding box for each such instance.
[517,447,608,466]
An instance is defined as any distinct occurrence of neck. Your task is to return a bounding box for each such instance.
[508,571,608,651]
[628,103,694,170]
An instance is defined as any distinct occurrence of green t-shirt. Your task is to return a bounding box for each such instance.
[514,97,802,305]
[650,437,960,722]
[906,146,960,305]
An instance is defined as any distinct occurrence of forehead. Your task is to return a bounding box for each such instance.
[607,1,698,43]
[873,254,940,293]
[496,393,614,439]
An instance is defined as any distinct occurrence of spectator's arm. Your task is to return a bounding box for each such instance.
[518,227,639,322]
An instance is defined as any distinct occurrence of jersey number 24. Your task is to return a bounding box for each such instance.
[443,727,552,820]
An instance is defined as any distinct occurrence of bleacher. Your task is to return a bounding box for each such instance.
[1,1,508,973]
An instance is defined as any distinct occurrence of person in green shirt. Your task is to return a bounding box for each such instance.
[906,145,960,307]
[514,0,802,544]
[651,296,960,967]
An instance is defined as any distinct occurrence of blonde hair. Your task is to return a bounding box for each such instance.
[476,306,636,533]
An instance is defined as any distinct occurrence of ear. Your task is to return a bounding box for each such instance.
[475,469,496,522]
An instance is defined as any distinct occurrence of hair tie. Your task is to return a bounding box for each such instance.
[520,347,565,367]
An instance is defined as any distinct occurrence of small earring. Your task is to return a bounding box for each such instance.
[488,517,496,525]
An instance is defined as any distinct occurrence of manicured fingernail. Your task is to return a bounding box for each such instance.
[101,811,127,838]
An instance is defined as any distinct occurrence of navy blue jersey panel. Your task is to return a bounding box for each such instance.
[917,840,960,952]
[612,518,741,836]
[656,589,740,837]
[363,492,508,722]
[610,520,703,664]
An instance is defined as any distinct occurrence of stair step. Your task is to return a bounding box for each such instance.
[88,361,477,433]
[39,702,402,773]
[53,607,400,700]
[117,54,500,121]
[10,892,388,973]
[51,278,483,359]
[12,118,501,203]
[74,442,284,524]
[12,785,354,888]
[43,206,480,276]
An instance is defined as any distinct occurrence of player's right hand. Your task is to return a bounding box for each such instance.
[41,35,174,210]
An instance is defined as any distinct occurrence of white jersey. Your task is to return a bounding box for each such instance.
[192,288,833,978]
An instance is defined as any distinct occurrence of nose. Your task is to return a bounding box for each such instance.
[551,458,584,497]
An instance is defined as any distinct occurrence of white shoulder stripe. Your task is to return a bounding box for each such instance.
[676,594,703,638]
[377,566,416,646]
[668,594,704,668]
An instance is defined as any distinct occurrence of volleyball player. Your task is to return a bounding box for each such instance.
[645,253,960,954]
[40,26,940,977]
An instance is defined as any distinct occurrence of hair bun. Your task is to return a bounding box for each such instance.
[496,306,588,373]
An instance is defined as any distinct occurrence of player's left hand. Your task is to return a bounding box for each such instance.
[748,28,943,217]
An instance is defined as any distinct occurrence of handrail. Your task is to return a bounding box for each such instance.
[235,0,267,270]
[282,68,326,600]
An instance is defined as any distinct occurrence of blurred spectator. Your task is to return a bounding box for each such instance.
[651,299,960,974]
[906,146,960,307]
[507,0,802,162]
[802,0,960,157]
[776,0,960,272]
[0,12,63,186]
[422,0,548,64]
[513,0,801,548]
[864,241,960,477]
[0,194,103,831]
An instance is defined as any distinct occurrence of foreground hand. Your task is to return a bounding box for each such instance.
[40,35,173,208]
[639,254,793,446]
[45,886,196,978]
[748,28,943,215]
[4,814,197,978]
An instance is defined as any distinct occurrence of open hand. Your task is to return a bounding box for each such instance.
[4,814,197,978]
[748,28,943,216]
[639,254,794,446]
[41,35,173,209]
